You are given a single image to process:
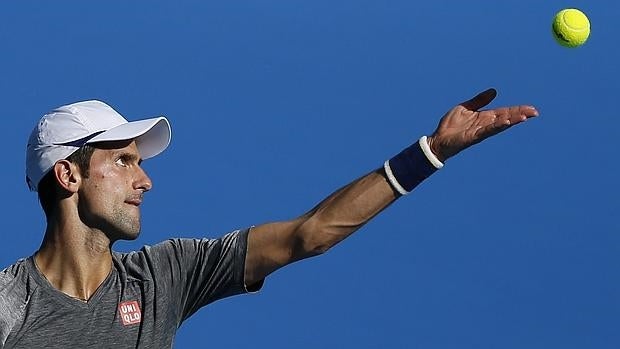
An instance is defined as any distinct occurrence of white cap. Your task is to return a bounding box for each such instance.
[26,100,172,192]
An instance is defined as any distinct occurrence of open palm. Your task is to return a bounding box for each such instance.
[427,88,539,162]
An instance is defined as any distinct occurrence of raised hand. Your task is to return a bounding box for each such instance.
[426,88,539,162]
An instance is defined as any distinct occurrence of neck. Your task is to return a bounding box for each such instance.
[35,214,113,302]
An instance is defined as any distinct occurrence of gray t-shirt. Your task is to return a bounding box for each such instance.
[0,228,259,348]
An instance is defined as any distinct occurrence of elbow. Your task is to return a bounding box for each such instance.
[304,239,331,257]
[293,216,339,258]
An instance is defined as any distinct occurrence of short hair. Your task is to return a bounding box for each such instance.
[37,145,96,218]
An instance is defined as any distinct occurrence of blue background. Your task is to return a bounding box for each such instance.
[1,1,618,348]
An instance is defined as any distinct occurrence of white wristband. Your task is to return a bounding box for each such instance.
[383,159,409,195]
[419,136,444,169]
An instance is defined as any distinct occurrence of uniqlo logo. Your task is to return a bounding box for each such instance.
[118,300,142,326]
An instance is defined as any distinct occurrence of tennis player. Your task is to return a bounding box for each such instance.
[0,88,537,348]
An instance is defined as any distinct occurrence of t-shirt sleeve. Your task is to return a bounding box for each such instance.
[131,228,262,324]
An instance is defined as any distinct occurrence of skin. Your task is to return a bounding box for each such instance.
[34,88,538,301]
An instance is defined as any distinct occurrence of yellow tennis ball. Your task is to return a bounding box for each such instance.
[552,9,590,47]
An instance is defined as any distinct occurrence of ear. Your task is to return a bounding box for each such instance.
[52,160,82,193]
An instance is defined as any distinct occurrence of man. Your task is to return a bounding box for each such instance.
[0,88,538,348]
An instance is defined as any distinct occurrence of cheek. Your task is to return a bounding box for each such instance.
[84,169,129,198]
[100,174,130,193]
[81,178,126,215]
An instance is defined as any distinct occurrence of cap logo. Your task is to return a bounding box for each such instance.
[53,130,106,147]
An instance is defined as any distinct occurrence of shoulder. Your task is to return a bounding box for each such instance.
[111,229,250,278]
[119,229,249,261]
[110,236,220,281]
[1,258,34,344]
[0,258,30,290]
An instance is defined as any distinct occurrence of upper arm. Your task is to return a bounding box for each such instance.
[245,218,319,287]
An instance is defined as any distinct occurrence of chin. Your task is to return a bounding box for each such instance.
[122,224,142,240]
[123,231,141,241]
[107,223,142,242]
[109,230,141,243]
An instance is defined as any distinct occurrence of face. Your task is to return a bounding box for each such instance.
[77,140,152,242]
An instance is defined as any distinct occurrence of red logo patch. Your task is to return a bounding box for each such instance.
[118,300,142,326]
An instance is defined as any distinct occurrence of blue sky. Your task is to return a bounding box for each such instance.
[1,1,618,348]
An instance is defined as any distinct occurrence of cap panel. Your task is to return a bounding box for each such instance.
[64,100,128,132]
[36,109,90,145]
[26,144,78,191]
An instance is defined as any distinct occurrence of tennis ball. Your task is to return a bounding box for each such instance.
[552,9,590,47]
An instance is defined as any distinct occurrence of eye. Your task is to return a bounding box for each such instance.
[115,157,128,167]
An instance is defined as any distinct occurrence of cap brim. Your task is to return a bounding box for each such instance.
[87,117,171,159]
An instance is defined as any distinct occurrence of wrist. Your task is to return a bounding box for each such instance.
[425,135,447,163]
[383,136,444,196]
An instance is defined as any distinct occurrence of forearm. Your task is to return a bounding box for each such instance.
[297,136,441,254]
[295,168,399,255]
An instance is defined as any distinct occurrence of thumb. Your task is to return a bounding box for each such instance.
[460,88,497,111]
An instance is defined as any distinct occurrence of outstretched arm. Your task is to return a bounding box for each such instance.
[244,88,539,287]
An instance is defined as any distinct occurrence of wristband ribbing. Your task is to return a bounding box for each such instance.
[383,136,443,195]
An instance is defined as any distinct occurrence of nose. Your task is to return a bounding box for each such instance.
[134,165,153,192]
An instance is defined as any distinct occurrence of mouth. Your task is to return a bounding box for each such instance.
[125,195,143,206]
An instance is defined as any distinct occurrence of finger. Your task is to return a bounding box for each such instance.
[460,88,497,111]
[495,105,539,124]
[474,119,510,140]
[474,105,538,139]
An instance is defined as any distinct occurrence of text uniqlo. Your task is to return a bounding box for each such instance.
[118,300,142,326]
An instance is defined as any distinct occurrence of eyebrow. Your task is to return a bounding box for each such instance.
[115,151,143,165]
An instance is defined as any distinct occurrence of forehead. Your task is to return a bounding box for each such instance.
[91,140,142,158]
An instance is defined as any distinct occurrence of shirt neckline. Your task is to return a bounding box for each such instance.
[26,255,116,309]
